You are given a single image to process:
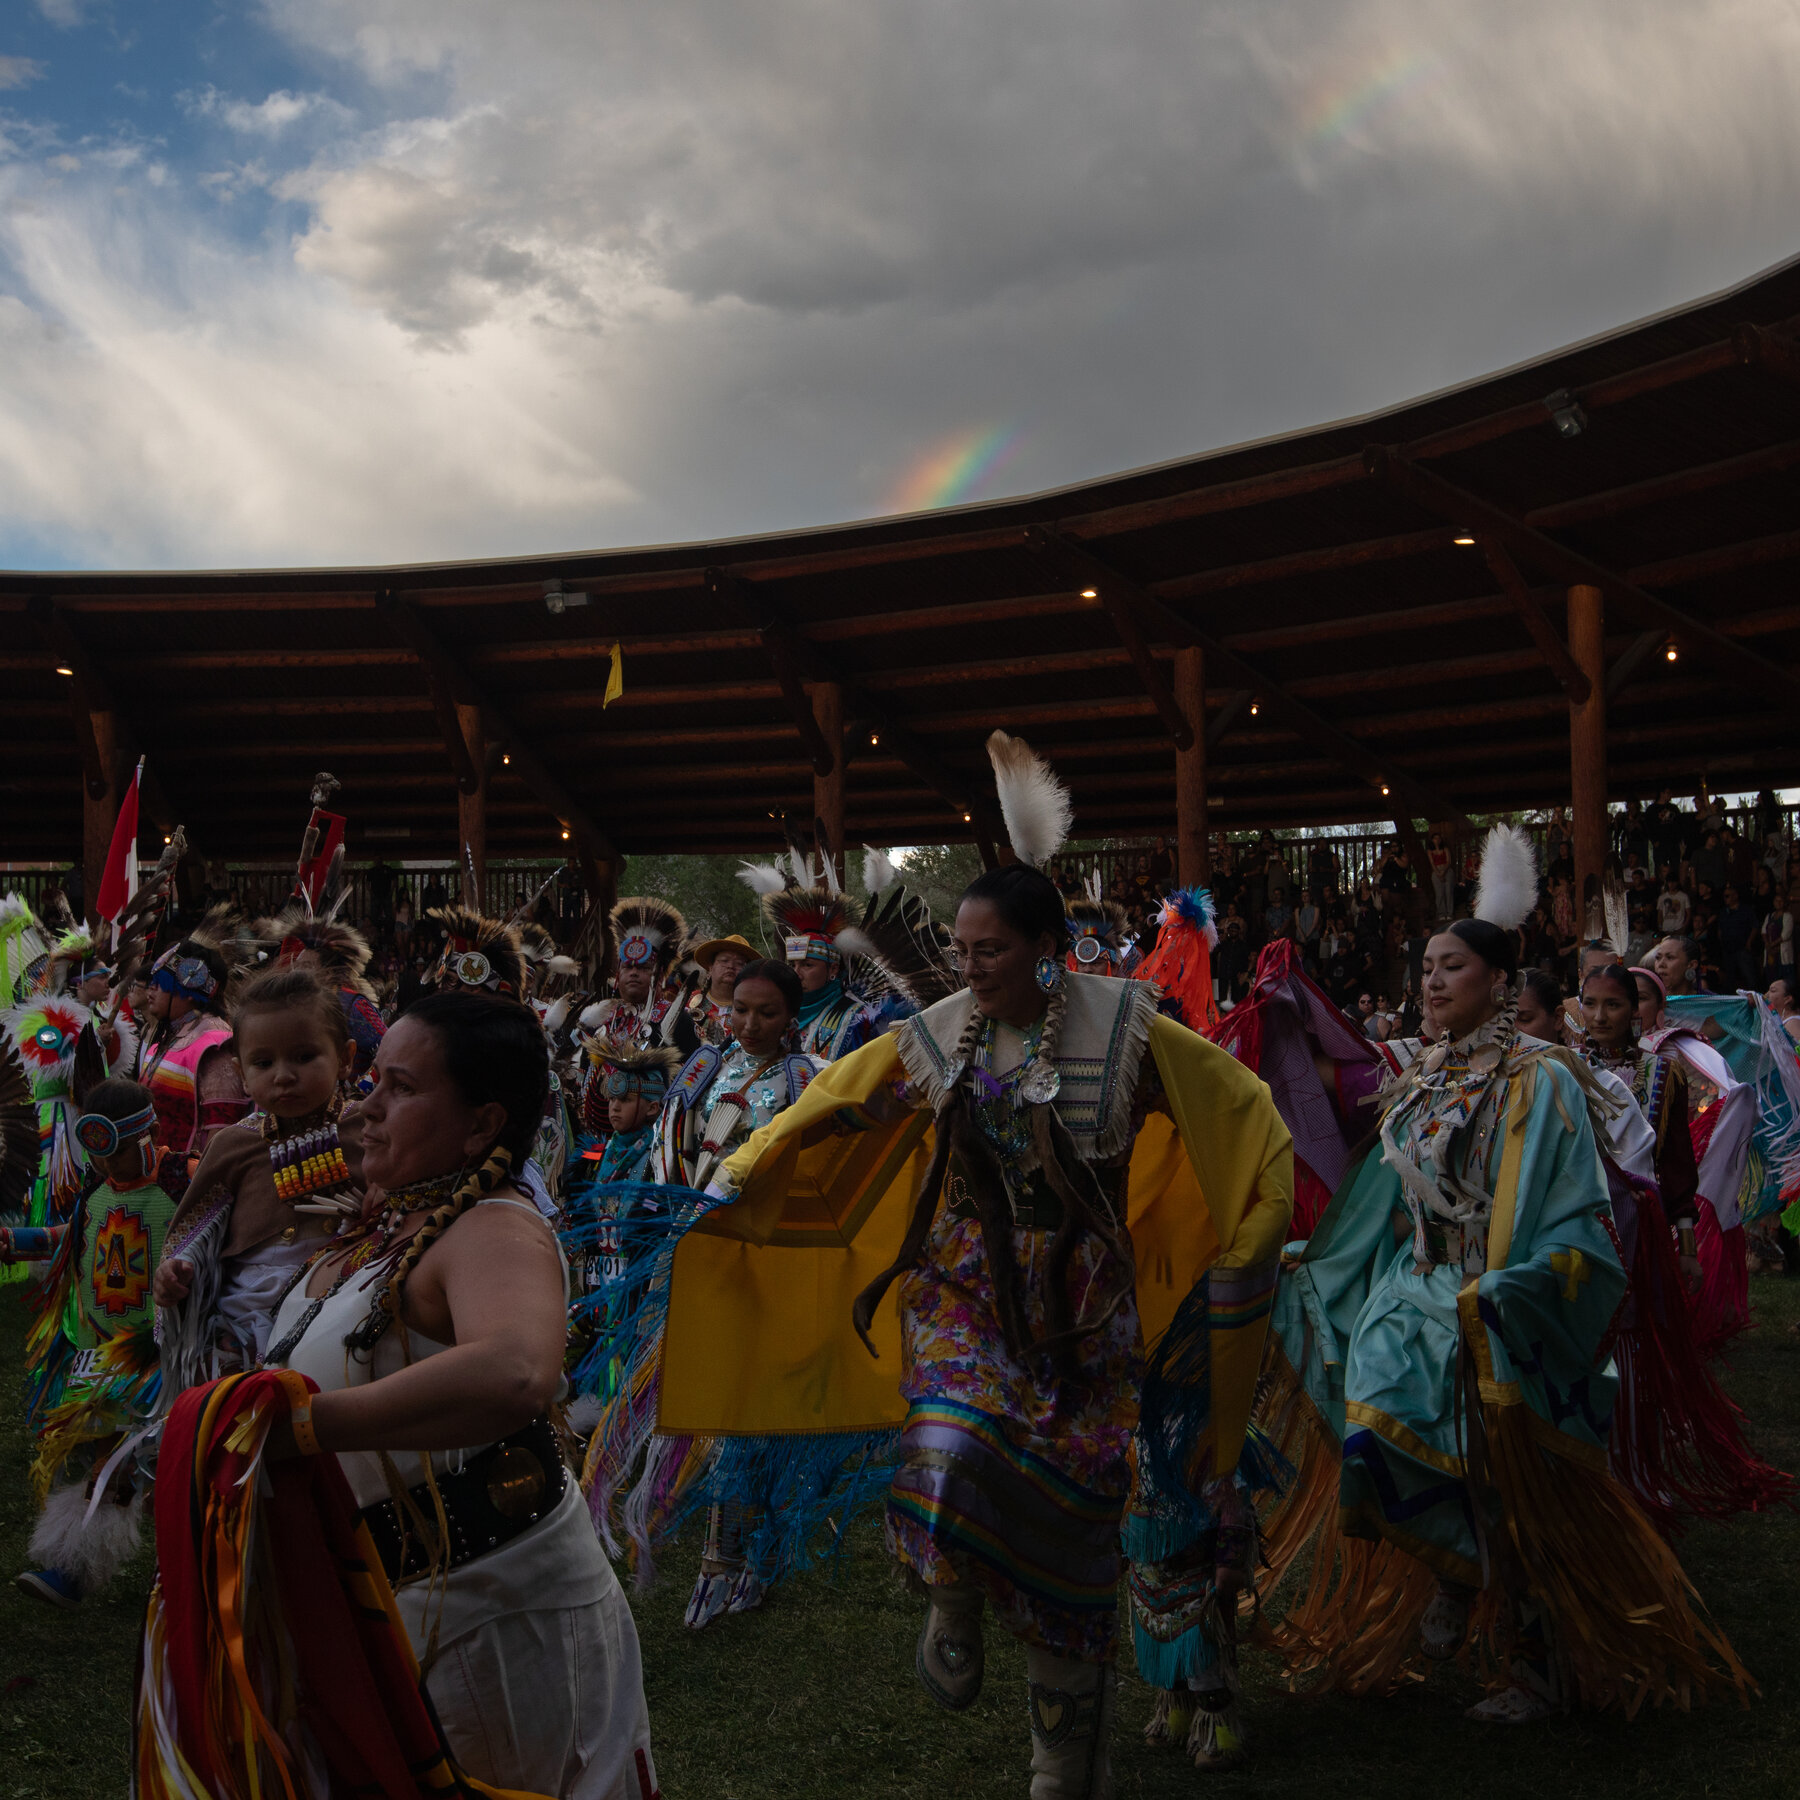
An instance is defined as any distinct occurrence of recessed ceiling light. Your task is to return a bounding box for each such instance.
[1079,588,1098,600]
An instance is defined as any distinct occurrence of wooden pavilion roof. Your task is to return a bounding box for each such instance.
[5,252,1800,865]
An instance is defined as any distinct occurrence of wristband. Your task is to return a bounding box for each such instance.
[1677,1226,1698,1257]
[289,1399,320,1457]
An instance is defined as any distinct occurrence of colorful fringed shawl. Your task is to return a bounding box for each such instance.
[137,1369,551,1800]
[639,988,1291,1592]
[1259,1039,1754,1712]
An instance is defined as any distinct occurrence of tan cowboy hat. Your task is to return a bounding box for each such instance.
[690,933,756,970]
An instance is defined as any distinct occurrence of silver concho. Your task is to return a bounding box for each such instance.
[1019,1060,1061,1105]
[455,950,493,987]
[1468,1042,1503,1074]
[1423,1043,1450,1075]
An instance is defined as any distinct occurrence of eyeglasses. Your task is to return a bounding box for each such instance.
[947,944,1008,974]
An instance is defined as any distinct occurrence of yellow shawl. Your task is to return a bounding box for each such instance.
[657,1006,1292,1474]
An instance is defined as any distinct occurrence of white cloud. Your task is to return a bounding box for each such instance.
[183,86,350,136]
[34,0,88,27]
[3,1,1800,568]
[0,57,47,91]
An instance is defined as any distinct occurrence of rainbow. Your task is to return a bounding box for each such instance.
[885,425,1021,513]
[1301,49,1443,151]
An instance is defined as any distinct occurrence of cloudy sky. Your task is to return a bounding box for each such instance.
[2,1,1797,571]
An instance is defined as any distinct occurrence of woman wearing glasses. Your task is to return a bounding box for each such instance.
[663,735,1293,1793]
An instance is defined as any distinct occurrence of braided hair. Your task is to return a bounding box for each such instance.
[346,990,549,1356]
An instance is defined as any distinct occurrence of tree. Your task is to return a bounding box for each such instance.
[616,854,772,950]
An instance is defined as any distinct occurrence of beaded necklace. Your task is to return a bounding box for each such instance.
[262,1169,465,1366]
[967,1012,1046,1174]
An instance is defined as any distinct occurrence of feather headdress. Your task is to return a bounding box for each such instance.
[257,902,377,1000]
[1132,887,1220,1034]
[1472,825,1538,933]
[428,906,525,998]
[608,896,686,973]
[1064,894,1131,973]
[986,730,1072,869]
[1603,874,1630,958]
[0,897,48,1007]
[3,995,90,1099]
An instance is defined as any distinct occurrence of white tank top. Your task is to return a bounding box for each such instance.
[269,1196,565,1510]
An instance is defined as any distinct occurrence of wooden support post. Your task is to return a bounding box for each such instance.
[1568,585,1608,910]
[1173,646,1209,884]
[456,702,487,906]
[811,680,846,882]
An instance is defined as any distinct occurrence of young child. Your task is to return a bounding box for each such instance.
[564,1042,680,1438]
[152,965,362,1396]
[1,1078,174,1606]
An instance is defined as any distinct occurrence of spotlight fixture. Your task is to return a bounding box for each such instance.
[54,664,73,676]
[1543,388,1588,438]
[1452,535,1476,547]
[1380,784,1390,796]
[542,579,591,615]
[561,828,570,840]
[1079,587,1099,600]
[163,835,172,846]
[1665,644,1679,663]
[962,812,972,822]
[870,732,880,746]
[1249,699,1259,716]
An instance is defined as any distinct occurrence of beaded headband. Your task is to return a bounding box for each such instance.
[74,1103,158,1159]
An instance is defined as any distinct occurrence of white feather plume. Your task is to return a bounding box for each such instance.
[986,730,1072,869]
[736,861,788,897]
[1084,866,1102,905]
[1472,824,1538,933]
[862,846,898,895]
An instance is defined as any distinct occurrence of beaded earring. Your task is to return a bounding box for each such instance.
[1034,956,1063,995]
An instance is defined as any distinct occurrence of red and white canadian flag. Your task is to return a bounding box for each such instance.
[95,757,143,947]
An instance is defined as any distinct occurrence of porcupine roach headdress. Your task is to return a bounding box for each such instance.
[607,896,686,978]
[428,906,526,998]
[738,855,856,968]
[1132,886,1220,1034]
[40,927,111,995]
[1064,867,1131,976]
[259,901,378,1001]
[593,1039,682,1107]
[517,920,580,980]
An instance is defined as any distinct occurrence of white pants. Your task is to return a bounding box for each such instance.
[426,1581,658,1800]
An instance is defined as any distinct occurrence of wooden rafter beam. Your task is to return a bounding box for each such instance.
[1363,447,1800,713]
[378,594,483,795]
[1206,689,1253,751]
[1023,528,1193,748]
[29,600,186,837]
[704,568,835,777]
[1607,628,1667,699]
[374,594,618,863]
[1017,535,1473,831]
[710,566,1004,840]
[1733,321,1800,387]
[1479,540,1591,703]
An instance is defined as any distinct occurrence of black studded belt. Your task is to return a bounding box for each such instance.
[359,1413,568,1585]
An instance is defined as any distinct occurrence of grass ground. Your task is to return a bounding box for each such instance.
[1,1279,1795,1800]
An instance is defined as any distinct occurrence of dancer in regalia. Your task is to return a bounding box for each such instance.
[1571,961,1790,1529]
[139,914,254,1177]
[3,1078,174,1608]
[654,733,1290,1797]
[1631,965,1755,1349]
[1257,827,1750,1721]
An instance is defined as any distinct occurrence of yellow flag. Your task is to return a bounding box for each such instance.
[603,641,624,708]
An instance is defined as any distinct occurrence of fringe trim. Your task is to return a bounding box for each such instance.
[1247,1346,1436,1697]
[1459,1285,1756,1716]
[894,977,1158,1168]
